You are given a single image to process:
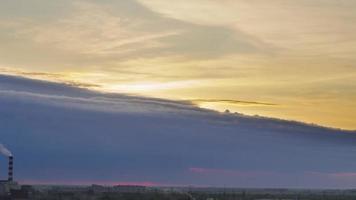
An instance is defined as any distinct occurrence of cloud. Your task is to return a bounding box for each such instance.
[0,75,207,115]
[0,67,64,78]
[1,75,356,188]
[0,0,270,71]
[137,0,356,58]
[0,89,203,114]
[190,99,278,107]
[0,67,101,89]
[20,1,179,56]
[137,0,238,26]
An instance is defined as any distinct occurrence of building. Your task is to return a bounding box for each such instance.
[0,156,20,197]
[112,185,147,193]
[0,180,20,196]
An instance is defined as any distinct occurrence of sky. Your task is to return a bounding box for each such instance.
[1,74,356,188]
[0,0,356,129]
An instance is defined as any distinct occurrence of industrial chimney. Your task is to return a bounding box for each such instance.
[8,156,13,182]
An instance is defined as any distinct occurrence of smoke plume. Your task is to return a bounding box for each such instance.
[0,143,12,157]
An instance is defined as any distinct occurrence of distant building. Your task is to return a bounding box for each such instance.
[89,184,111,194]
[113,185,146,193]
[88,184,147,194]
[0,180,20,196]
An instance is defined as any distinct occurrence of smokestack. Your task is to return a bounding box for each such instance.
[8,156,13,182]
[0,143,13,181]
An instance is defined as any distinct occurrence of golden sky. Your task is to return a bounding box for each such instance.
[1,0,356,129]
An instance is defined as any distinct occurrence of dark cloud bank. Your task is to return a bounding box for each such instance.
[1,74,356,188]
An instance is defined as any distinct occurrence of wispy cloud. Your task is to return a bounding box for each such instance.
[18,1,179,56]
[0,67,64,79]
[190,99,278,107]
[0,67,101,89]
[138,0,356,57]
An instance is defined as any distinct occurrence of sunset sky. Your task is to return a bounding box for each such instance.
[1,0,356,129]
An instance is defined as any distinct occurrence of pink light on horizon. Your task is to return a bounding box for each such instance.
[19,178,211,188]
[19,179,160,187]
[307,171,356,180]
[328,173,356,178]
